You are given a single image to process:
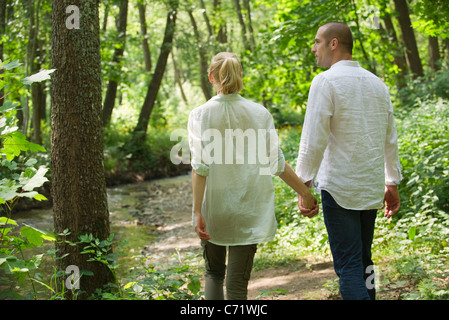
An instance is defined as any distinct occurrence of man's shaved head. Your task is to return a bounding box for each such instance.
[320,22,353,54]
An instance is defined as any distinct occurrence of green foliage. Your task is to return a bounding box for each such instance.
[257,98,449,299]
[78,236,203,300]
[0,216,56,299]
[0,61,55,299]
[1,62,50,209]
[398,61,449,107]
[395,98,449,227]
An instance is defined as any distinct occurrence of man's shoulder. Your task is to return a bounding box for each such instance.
[319,61,386,87]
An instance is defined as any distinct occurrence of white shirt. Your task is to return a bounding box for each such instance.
[188,94,285,246]
[296,60,402,210]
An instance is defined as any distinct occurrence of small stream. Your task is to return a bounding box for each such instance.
[4,174,191,298]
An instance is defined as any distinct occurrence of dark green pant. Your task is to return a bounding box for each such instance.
[201,240,257,300]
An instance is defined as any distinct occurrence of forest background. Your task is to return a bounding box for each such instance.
[1,0,449,300]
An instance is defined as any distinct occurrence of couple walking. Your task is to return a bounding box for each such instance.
[188,22,402,300]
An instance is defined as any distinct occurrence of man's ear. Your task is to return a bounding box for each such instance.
[208,73,214,83]
[330,38,338,50]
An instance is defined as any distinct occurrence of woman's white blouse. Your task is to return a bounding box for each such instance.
[188,94,285,246]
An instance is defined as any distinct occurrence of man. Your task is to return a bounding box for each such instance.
[296,22,402,300]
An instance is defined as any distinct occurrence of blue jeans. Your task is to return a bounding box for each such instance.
[321,190,377,300]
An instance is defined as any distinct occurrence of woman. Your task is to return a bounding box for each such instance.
[188,52,318,300]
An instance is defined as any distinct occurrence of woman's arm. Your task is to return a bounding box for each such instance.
[192,169,210,240]
[279,162,319,217]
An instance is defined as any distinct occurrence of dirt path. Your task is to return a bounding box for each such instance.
[139,174,338,300]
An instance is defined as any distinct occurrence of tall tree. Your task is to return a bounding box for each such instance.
[137,1,152,72]
[428,36,441,71]
[102,0,128,125]
[187,6,212,101]
[0,0,6,108]
[393,0,423,78]
[234,0,250,52]
[51,0,114,297]
[242,0,255,51]
[130,0,179,149]
[213,0,227,44]
[381,5,407,89]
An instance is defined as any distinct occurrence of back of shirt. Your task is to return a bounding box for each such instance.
[188,94,285,246]
[296,60,402,210]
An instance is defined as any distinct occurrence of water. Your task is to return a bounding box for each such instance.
[2,174,191,299]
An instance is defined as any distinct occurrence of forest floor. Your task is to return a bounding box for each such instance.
[136,174,340,300]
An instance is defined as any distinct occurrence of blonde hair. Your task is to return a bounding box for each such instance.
[208,52,243,94]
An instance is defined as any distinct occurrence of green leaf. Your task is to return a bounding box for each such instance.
[0,131,45,161]
[22,167,49,191]
[0,60,22,70]
[0,101,19,114]
[21,69,56,85]
[0,180,20,202]
[20,225,56,247]
[33,194,47,201]
[408,226,417,241]
[0,216,18,226]
[24,158,38,167]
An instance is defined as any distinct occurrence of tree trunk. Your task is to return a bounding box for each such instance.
[0,0,6,109]
[187,7,212,101]
[382,10,407,89]
[213,0,227,44]
[242,0,255,51]
[102,0,128,125]
[199,0,213,38]
[130,0,178,149]
[234,0,250,52]
[51,0,114,298]
[137,1,152,72]
[428,36,441,71]
[393,0,424,78]
[172,51,188,104]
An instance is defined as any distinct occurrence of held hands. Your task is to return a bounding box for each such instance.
[298,192,319,218]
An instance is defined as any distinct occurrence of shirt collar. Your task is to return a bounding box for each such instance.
[211,94,241,101]
[330,60,360,69]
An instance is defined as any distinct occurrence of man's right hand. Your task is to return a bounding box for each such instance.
[298,194,319,218]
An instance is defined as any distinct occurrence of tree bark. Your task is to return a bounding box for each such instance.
[428,36,441,71]
[51,0,114,298]
[0,0,6,109]
[137,1,152,72]
[199,0,213,38]
[234,0,250,52]
[393,0,424,78]
[131,0,178,148]
[382,10,407,89]
[187,7,212,101]
[213,0,227,44]
[172,51,188,104]
[102,0,128,125]
[242,0,255,51]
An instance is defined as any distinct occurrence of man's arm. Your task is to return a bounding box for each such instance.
[295,75,333,185]
[384,95,402,217]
